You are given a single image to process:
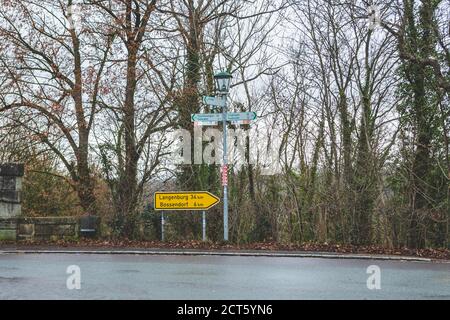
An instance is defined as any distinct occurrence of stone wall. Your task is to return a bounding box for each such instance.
[17,217,80,241]
[0,164,24,240]
[0,163,99,242]
[0,164,24,218]
[0,219,18,241]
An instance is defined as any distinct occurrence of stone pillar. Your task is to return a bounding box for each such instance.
[0,164,24,240]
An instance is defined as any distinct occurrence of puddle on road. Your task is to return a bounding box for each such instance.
[0,266,19,271]
[117,269,140,274]
[0,276,26,283]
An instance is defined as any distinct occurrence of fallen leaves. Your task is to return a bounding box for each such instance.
[1,239,449,260]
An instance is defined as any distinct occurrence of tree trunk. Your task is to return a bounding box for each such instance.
[116,45,139,238]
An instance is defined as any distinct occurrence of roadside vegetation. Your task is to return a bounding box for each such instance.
[0,0,448,250]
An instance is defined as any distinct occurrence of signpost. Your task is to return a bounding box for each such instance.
[154,191,220,210]
[202,95,226,107]
[193,72,252,241]
[220,93,229,241]
[226,112,257,121]
[191,111,257,123]
[154,191,220,242]
[193,81,258,241]
[191,113,222,122]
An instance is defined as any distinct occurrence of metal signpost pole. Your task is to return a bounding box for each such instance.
[222,94,229,241]
[202,210,206,241]
[210,71,232,242]
[161,211,165,242]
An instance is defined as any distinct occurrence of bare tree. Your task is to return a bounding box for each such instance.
[0,0,114,215]
[88,0,177,237]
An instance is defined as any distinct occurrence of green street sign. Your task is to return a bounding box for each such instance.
[191,113,222,122]
[202,96,226,107]
[226,112,257,121]
[191,112,257,123]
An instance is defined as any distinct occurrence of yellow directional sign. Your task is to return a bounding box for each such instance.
[154,191,220,211]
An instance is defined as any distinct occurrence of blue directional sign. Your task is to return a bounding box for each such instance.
[191,112,257,123]
[202,96,226,107]
[226,112,257,121]
[191,113,222,122]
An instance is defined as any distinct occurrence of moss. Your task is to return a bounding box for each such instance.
[0,230,16,241]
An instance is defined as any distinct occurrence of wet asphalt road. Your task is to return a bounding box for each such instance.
[0,253,449,299]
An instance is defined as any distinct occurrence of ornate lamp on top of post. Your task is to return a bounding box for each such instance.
[214,71,232,241]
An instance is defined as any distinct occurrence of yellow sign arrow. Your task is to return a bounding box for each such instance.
[154,191,220,211]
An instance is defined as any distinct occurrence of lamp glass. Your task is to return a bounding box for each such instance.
[214,71,232,93]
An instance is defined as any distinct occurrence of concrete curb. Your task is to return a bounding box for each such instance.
[0,249,438,262]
